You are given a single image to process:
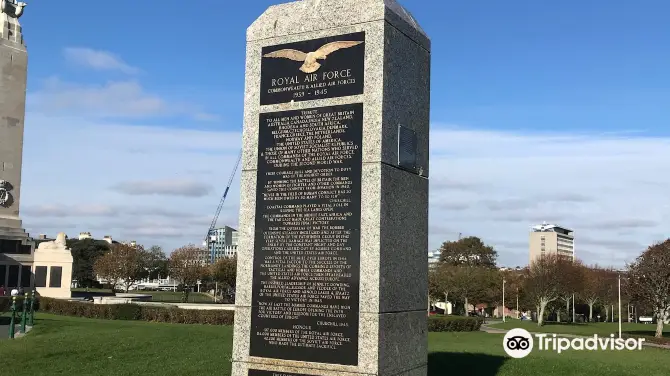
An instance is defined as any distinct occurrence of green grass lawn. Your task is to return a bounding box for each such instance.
[138,291,213,303]
[0,314,669,376]
[71,288,214,303]
[489,320,670,338]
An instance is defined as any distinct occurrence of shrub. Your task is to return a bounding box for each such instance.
[37,297,234,325]
[0,296,27,313]
[428,315,484,332]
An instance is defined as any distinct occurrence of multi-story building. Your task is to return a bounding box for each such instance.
[529,222,575,264]
[203,226,239,263]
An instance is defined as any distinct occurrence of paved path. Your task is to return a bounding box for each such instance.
[480,324,670,349]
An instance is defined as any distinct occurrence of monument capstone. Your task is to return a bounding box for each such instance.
[233,1,430,376]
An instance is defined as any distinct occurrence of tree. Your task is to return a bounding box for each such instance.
[429,263,458,313]
[169,244,207,302]
[556,258,584,322]
[599,269,619,322]
[67,238,111,287]
[210,256,237,293]
[451,265,490,316]
[581,265,610,321]
[438,236,498,268]
[145,245,169,280]
[501,268,526,317]
[627,239,670,338]
[524,254,562,326]
[93,243,148,292]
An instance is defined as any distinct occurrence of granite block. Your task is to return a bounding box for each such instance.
[233,170,258,307]
[379,164,428,313]
[377,311,428,375]
[247,0,430,51]
[381,23,431,177]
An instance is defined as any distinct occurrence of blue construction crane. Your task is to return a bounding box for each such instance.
[204,149,243,264]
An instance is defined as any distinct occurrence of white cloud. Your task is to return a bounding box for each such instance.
[27,78,170,118]
[63,47,139,74]
[27,48,221,121]
[111,179,213,197]
[429,128,670,267]
[18,111,670,266]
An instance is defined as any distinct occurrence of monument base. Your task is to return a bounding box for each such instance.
[33,233,73,299]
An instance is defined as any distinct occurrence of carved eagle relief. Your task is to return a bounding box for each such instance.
[263,40,363,73]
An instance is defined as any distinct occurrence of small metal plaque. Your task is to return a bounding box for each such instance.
[398,125,417,171]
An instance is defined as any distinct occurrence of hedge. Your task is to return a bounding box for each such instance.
[0,296,27,313]
[34,298,482,331]
[38,297,234,325]
[428,315,484,332]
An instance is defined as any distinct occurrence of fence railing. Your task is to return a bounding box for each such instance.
[1,292,36,339]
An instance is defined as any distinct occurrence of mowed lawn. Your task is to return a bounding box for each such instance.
[0,314,669,376]
[71,288,214,303]
[489,320,670,339]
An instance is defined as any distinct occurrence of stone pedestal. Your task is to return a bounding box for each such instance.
[33,233,73,298]
[233,1,430,376]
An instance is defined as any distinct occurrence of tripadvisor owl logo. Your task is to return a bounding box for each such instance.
[503,328,534,358]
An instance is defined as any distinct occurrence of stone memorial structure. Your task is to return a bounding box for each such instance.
[33,232,74,298]
[233,1,430,376]
[0,0,36,290]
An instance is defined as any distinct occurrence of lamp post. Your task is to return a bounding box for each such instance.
[8,296,16,339]
[29,290,35,326]
[618,273,622,338]
[572,293,575,323]
[502,279,506,322]
[20,292,28,333]
[516,287,519,319]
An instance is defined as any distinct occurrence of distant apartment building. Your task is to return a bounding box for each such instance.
[529,222,575,264]
[201,226,239,263]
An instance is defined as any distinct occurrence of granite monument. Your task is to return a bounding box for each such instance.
[233,1,430,375]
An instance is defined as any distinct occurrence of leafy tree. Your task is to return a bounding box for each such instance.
[429,263,458,311]
[93,243,148,292]
[145,245,169,280]
[598,269,619,322]
[524,254,562,326]
[438,236,497,268]
[210,256,237,293]
[169,244,208,302]
[501,268,526,316]
[451,265,491,316]
[627,239,670,338]
[581,265,612,321]
[66,238,111,287]
[556,258,584,322]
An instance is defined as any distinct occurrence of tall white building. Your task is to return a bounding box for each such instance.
[529,222,575,264]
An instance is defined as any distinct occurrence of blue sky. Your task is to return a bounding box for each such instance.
[17,0,670,267]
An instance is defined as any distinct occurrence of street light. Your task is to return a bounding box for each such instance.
[516,287,519,319]
[618,273,622,338]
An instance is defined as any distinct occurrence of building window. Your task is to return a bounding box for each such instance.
[49,266,63,288]
[34,266,47,287]
[8,265,19,287]
[20,265,31,287]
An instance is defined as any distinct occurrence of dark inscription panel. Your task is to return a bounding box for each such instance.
[260,32,365,105]
[250,103,363,366]
[249,370,319,376]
